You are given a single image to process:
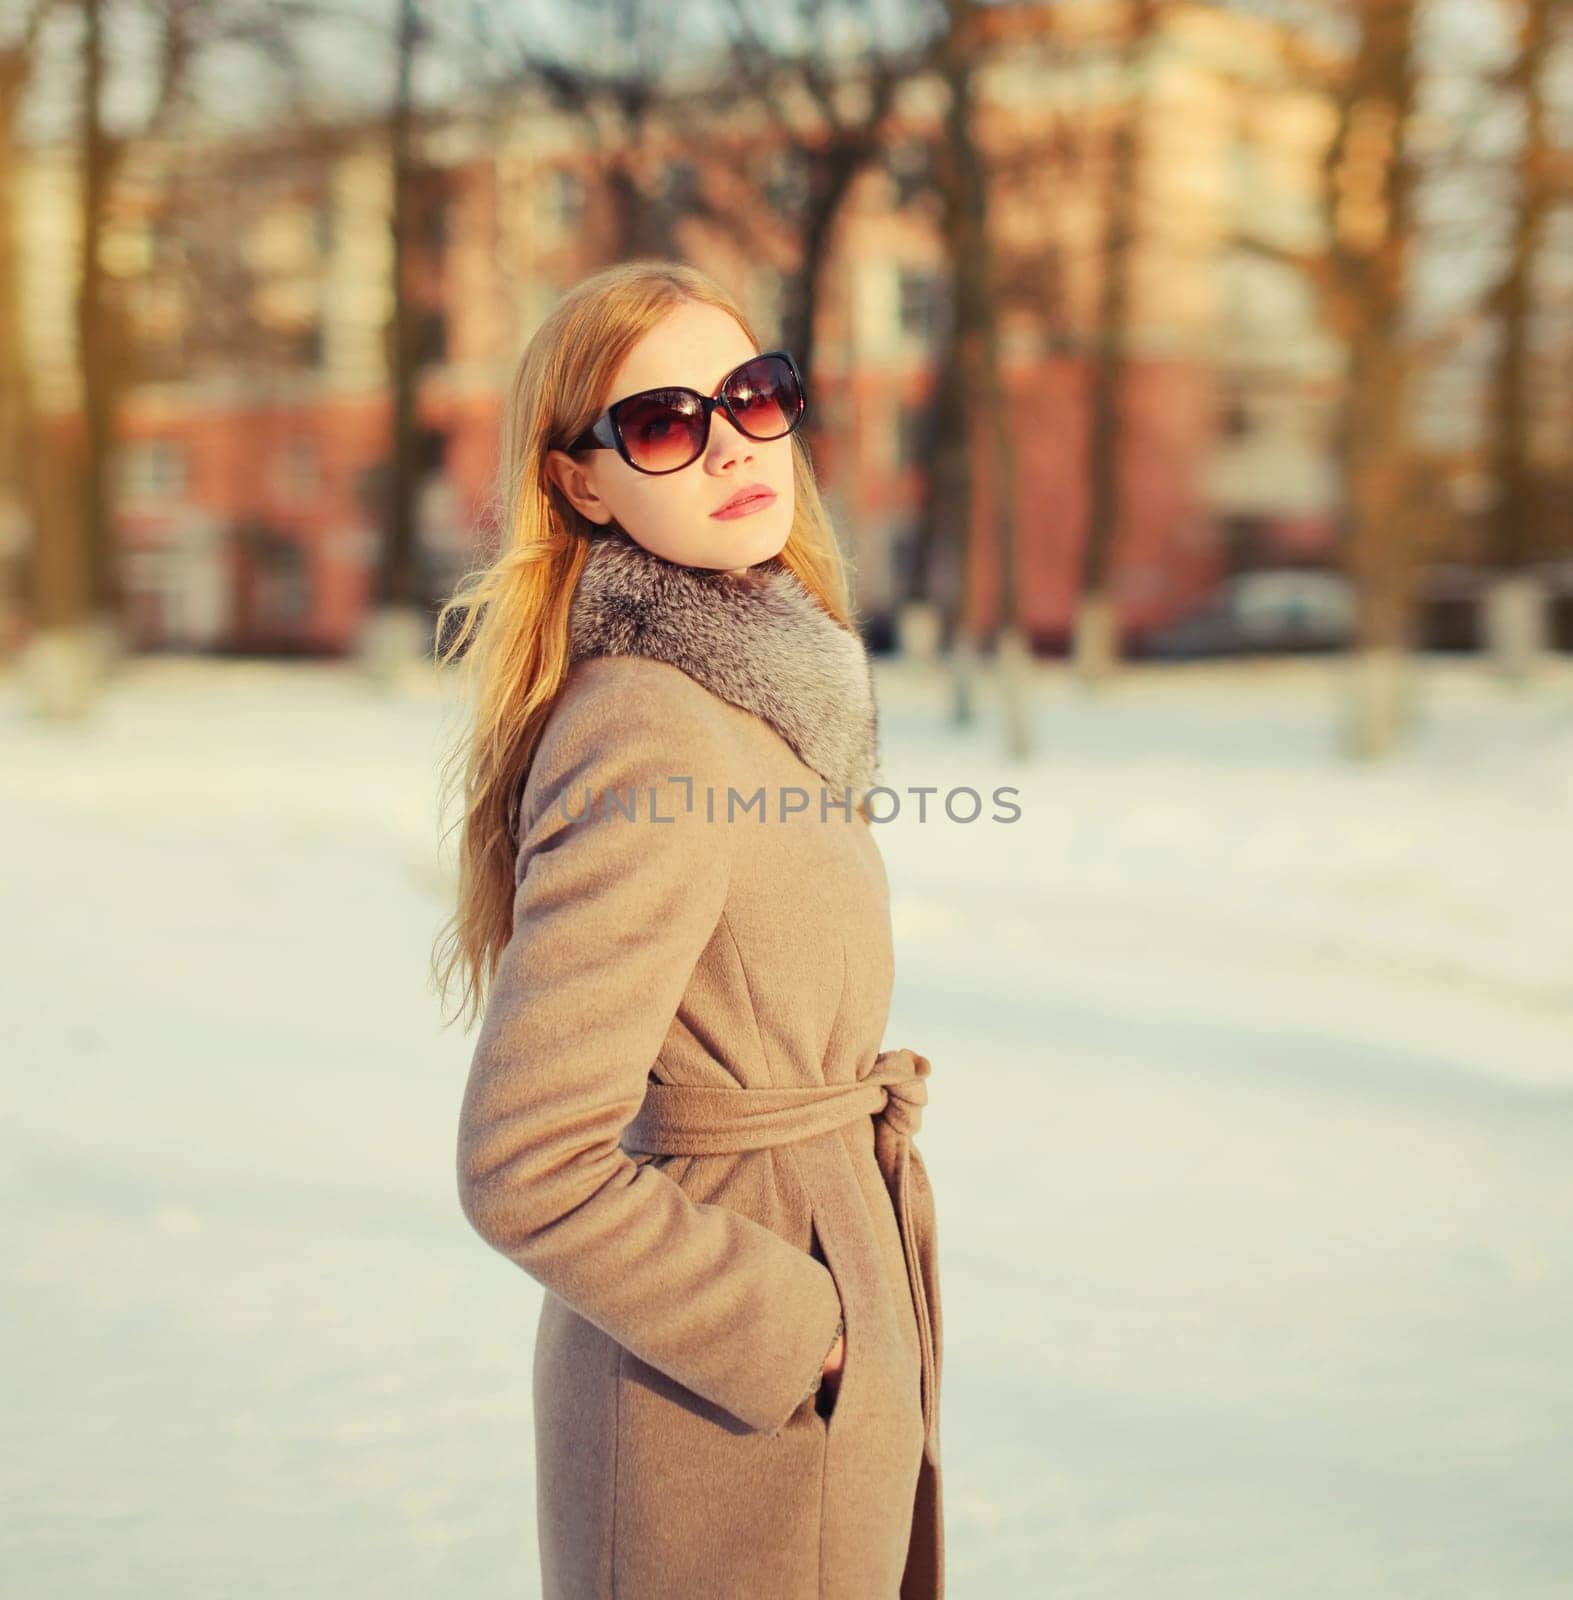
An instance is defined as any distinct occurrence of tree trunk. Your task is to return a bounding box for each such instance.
[1326,0,1421,759]
[79,0,118,672]
[22,0,105,715]
[369,0,426,686]
[1075,0,1157,688]
[940,0,1019,743]
[0,44,37,660]
[780,148,863,405]
[904,332,967,623]
[1482,0,1552,682]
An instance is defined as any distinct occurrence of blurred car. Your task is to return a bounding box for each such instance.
[1415,559,1573,651]
[1414,562,1486,651]
[1135,569,1357,659]
[1546,558,1573,651]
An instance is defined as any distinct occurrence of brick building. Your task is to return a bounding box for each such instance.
[11,0,1343,655]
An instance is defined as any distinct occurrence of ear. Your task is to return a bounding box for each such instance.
[543,449,614,525]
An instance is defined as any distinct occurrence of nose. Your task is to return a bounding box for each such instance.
[706,409,755,470]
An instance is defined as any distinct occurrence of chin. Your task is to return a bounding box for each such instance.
[717,514,791,572]
[629,514,791,574]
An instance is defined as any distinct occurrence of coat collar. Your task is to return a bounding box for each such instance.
[566,527,881,801]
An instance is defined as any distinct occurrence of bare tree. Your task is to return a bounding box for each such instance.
[915,0,1028,753]
[718,0,936,401]
[901,25,1079,652]
[355,0,749,681]
[16,0,133,718]
[1321,0,1424,758]
[1249,0,1427,757]
[1482,0,1558,680]
[460,0,704,261]
[17,0,322,716]
[1073,0,1162,689]
[360,0,431,686]
[0,1,63,667]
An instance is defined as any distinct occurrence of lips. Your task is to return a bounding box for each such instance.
[711,485,777,519]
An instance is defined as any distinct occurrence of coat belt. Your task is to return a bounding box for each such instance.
[621,1047,941,1449]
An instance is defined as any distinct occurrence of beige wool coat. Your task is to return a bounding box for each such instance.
[456,530,945,1599]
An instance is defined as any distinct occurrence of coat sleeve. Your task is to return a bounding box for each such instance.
[455,662,846,1437]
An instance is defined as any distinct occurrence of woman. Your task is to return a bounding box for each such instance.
[435,260,945,1599]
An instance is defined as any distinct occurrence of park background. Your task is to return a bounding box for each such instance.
[3,1,1572,1595]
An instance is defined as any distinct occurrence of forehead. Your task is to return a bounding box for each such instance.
[607,301,759,400]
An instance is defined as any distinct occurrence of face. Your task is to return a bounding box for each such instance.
[543,300,797,575]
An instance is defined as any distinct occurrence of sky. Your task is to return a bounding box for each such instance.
[15,0,941,145]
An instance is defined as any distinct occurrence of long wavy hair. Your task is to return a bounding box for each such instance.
[430,259,865,1032]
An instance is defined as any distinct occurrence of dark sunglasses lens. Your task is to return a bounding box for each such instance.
[724,355,804,440]
[616,390,707,473]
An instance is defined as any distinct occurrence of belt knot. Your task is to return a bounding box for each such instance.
[870,1047,930,1139]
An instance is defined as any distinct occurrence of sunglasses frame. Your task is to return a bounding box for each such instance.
[566,349,807,476]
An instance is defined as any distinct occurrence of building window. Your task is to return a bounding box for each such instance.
[545,168,586,231]
[120,439,188,503]
[751,267,784,337]
[1219,390,1252,441]
[419,306,447,365]
[276,436,321,501]
[300,321,325,370]
[242,525,312,632]
[897,270,948,346]
[660,159,701,214]
[422,174,451,255]
[895,404,929,472]
[889,138,932,208]
[763,151,808,215]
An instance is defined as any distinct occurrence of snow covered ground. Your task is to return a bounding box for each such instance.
[3,651,1571,1598]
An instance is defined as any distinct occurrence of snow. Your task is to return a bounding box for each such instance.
[3,651,1570,1597]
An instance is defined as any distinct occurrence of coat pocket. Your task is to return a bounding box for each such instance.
[808,1218,849,1433]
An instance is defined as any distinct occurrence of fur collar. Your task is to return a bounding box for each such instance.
[566,527,881,801]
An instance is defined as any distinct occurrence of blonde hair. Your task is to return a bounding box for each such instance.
[431,259,864,1032]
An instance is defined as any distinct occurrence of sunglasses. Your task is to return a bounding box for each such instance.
[566,349,807,476]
